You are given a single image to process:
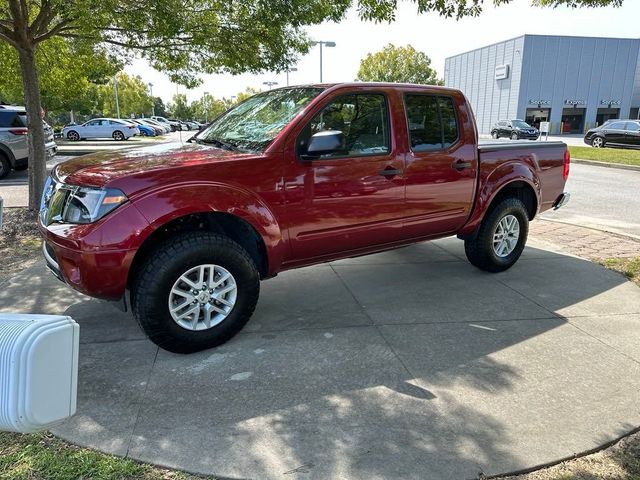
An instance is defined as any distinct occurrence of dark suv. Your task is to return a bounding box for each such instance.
[0,105,57,179]
[584,120,640,148]
[491,120,539,140]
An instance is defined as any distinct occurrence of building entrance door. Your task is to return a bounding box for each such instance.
[525,108,550,131]
[561,108,586,134]
[596,108,619,127]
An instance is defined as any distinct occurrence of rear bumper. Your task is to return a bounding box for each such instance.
[553,192,571,210]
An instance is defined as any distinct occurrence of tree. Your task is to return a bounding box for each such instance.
[357,44,443,85]
[153,97,167,118]
[191,93,227,123]
[95,72,153,119]
[167,93,194,120]
[0,0,624,209]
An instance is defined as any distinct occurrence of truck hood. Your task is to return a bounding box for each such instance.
[54,142,252,189]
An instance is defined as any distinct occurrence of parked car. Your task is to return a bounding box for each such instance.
[151,116,181,132]
[62,118,139,141]
[584,120,640,148]
[130,120,157,137]
[491,120,540,140]
[40,83,570,353]
[0,105,57,180]
[140,118,171,134]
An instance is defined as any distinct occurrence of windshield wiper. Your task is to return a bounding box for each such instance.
[195,137,239,151]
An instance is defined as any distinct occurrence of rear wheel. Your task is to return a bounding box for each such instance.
[510,132,518,140]
[464,197,529,273]
[0,154,11,180]
[491,131,498,139]
[112,130,125,141]
[131,232,260,353]
[591,136,605,148]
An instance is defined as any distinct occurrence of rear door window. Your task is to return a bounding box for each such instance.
[404,94,459,151]
[625,122,640,132]
[0,111,27,128]
[607,121,626,130]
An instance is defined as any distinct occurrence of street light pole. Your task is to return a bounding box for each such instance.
[286,67,298,86]
[149,83,154,116]
[113,76,120,119]
[311,41,335,83]
[204,91,209,123]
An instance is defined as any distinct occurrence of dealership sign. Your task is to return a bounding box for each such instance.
[600,99,621,106]
[495,64,510,80]
[528,99,551,105]
[564,99,586,106]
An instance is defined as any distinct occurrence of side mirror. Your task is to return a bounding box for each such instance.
[303,130,346,159]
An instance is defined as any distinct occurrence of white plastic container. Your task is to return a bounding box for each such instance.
[0,314,79,433]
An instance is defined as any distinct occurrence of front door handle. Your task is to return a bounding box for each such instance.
[452,159,472,170]
[379,167,401,177]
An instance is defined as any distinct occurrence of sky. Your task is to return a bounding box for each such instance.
[124,0,640,104]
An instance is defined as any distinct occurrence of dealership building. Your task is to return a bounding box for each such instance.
[444,34,640,135]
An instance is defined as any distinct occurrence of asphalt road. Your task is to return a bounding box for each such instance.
[541,163,640,238]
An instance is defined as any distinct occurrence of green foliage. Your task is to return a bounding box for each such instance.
[190,93,229,122]
[167,93,194,120]
[357,44,443,85]
[153,97,167,117]
[0,37,120,113]
[96,72,154,118]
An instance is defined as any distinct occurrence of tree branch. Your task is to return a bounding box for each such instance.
[33,19,75,43]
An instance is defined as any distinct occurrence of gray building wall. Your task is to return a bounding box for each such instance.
[444,36,524,135]
[445,34,640,135]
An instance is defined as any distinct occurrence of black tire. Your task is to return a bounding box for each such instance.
[67,130,80,141]
[113,130,125,141]
[0,154,11,180]
[491,131,498,139]
[464,197,529,273]
[510,132,518,140]
[131,232,260,353]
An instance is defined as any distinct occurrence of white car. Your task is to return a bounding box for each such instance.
[63,118,140,141]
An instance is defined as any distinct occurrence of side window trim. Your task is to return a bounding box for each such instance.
[296,91,392,161]
[403,93,460,154]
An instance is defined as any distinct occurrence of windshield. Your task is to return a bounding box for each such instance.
[512,120,531,129]
[196,87,324,152]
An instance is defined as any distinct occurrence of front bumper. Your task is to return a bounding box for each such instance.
[553,192,571,210]
[39,202,150,301]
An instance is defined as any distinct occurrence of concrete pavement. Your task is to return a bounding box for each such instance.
[1,236,639,479]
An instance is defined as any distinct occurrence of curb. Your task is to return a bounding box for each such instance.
[571,158,640,172]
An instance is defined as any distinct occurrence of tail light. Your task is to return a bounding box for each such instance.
[9,128,28,136]
[563,148,570,181]
[128,125,135,129]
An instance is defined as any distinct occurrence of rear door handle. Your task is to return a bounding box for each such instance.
[379,167,401,177]
[452,159,472,170]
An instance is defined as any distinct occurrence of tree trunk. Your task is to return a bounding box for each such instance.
[17,43,47,211]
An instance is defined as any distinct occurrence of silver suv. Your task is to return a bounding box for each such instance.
[0,105,57,180]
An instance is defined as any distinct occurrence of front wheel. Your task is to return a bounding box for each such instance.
[491,131,498,139]
[510,132,518,140]
[131,232,260,353]
[464,198,529,273]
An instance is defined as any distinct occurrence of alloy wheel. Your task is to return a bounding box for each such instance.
[168,264,238,331]
[493,214,520,258]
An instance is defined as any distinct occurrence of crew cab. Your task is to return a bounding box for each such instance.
[39,83,570,353]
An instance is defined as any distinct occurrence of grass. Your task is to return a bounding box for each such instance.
[0,432,208,480]
[569,145,640,166]
[600,256,640,286]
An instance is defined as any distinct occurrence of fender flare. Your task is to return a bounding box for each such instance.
[131,182,286,274]
[458,161,541,238]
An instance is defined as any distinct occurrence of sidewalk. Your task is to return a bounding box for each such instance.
[531,219,640,260]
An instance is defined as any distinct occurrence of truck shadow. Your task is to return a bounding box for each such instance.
[5,240,637,479]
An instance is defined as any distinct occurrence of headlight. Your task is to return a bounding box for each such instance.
[63,187,127,224]
[40,178,128,225]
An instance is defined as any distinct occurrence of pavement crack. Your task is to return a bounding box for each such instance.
[125,345,159,458]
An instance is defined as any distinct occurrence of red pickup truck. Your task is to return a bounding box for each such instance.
[39,83,570,353]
